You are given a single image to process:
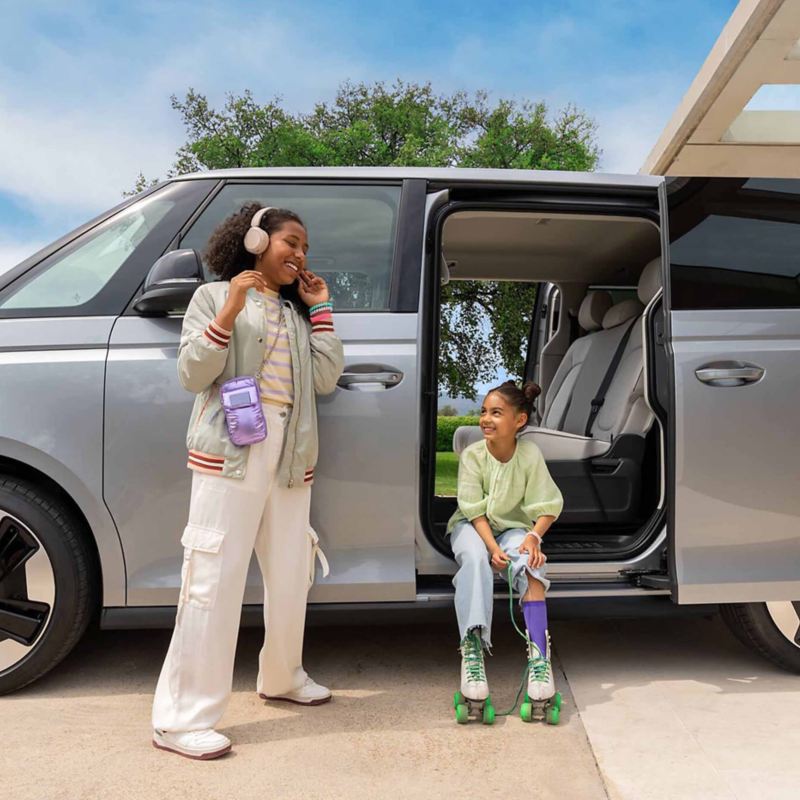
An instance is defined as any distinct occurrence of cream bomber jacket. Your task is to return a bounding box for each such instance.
[178,280,344,486]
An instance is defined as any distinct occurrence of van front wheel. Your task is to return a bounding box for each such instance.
[0,476,97,694]
[720,602,800,673]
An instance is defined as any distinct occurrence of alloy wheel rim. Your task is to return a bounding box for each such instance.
[765,601,800,650]
[0,510,55,672]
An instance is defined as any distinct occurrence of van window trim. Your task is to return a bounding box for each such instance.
[128,178,411,317]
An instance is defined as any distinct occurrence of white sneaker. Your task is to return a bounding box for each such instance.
[526,633,555,702]
[460,629,489,702]
[260,676,332,706]
[152,728,231,760]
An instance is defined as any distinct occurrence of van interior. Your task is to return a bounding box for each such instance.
[424,208,666,566]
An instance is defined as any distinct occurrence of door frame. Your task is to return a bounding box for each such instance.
[419,184,668,564]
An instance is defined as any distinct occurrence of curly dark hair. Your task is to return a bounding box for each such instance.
[204,202,309,315]
[487,380,541,422]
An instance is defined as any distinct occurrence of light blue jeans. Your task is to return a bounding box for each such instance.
[450,520,550,648]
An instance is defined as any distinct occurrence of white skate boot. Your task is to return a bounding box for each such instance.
[460,629,489,701]
[520,631,562,724]
[453,629,495,725]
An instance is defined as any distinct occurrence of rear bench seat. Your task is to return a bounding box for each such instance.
[453,258,661,524]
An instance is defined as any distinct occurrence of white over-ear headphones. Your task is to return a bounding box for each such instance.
[243,206,275,255]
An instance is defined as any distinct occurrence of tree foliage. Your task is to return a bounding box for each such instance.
[142,80,599,397]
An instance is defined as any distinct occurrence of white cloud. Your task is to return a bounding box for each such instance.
[0,7,369,224]
[0,236,45,277]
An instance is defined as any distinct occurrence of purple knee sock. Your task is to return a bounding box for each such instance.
[522,601,548,657]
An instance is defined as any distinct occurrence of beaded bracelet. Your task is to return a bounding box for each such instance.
[309,301,333,314]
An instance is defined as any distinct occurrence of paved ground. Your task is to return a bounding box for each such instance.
[5,606,799,800]
[557,612,800,800]
[5,618,606,800]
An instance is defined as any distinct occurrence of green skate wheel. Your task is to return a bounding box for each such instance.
[553,692,562,711]
[453,691,464,710]
[546,705,560,725]
[455,703,469,724]
[520,702,533,723]
[482,701,495,725]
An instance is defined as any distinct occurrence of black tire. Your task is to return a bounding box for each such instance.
[0,475,97,694]
[720,602,800,674]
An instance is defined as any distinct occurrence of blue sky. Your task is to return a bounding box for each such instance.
[0,0,738,272]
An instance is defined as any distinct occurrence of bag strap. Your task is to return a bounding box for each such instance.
[584,317,638,438]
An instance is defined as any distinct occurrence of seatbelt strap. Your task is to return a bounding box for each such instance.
[584,317,638,437]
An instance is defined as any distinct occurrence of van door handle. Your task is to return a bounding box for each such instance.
[337,370,404,390]
[695,361,764,387]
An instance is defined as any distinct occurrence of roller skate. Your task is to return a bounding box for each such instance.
[453,629,495,725]
[520,632,562,724]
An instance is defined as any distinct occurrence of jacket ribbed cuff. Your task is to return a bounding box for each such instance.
[203,320,232,348]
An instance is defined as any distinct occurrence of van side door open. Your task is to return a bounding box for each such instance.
[665,178,800,604]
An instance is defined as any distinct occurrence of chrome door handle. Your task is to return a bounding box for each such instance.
[695,361,764,387]
[337,371,403,389]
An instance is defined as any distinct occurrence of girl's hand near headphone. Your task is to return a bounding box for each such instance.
[519,534,546,569]
[297,270,330,307]
[216,271,269,329]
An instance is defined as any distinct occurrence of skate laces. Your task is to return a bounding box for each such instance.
[461,632,486,684]
[527,640,551,683]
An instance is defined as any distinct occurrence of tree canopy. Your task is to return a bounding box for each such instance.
[140,80,600,398]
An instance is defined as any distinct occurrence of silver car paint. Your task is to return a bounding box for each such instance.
[669,308,800,603]
[0,317,126,605]
[105,312,419,605]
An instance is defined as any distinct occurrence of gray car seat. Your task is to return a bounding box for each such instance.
[453,257,662,524]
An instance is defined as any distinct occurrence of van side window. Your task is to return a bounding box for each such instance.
[0,181,215,318]
[668,178,800,309]
[180,184,401,311]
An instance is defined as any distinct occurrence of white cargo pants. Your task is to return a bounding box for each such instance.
[152,403,323,732]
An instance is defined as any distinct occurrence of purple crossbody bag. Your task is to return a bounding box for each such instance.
[219,376,267,446]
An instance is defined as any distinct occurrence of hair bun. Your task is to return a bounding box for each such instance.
[522,381,541,401]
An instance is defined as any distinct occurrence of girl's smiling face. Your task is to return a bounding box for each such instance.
[480,391,529,443]
[255,220,309,290]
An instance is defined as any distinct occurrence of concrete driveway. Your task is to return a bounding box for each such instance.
[5,605,799,800]
[5,618,606,800]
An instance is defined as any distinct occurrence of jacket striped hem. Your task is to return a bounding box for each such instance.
[203,321,232,348]
[187,449,226,474]
[304,468,314,484]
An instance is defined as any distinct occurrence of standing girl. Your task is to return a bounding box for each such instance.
[448,381,564,715]
[152,204,344,759]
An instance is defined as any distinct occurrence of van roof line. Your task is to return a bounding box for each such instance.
[171,166,664,188]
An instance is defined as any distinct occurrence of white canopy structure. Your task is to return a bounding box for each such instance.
[642,0,800,176]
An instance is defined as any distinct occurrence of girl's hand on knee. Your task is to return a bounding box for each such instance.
[519,534,547,569]
[490,547,511,571]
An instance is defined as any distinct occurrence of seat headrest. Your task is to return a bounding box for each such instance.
[578,291,612,332]
[638,257,661,304]
[453,425,483,456]
[602,298,644,329]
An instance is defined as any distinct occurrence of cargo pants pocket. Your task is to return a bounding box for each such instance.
[179,524,225,610]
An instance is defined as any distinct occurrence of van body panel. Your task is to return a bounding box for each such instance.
[670,308,800,603]
[665,177,800,603]
[0,317,127,605]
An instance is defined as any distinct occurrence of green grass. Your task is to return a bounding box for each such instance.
[435,451,459,496]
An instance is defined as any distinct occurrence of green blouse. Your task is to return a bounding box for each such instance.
[447,439,564,535]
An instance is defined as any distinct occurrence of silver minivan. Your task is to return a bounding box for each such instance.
[1,168,798,693]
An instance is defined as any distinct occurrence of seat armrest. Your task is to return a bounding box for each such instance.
[518,427,611,461]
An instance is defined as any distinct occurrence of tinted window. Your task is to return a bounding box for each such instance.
[0,181,215,318]
[180,183,401,311]
[668,178,800,309]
